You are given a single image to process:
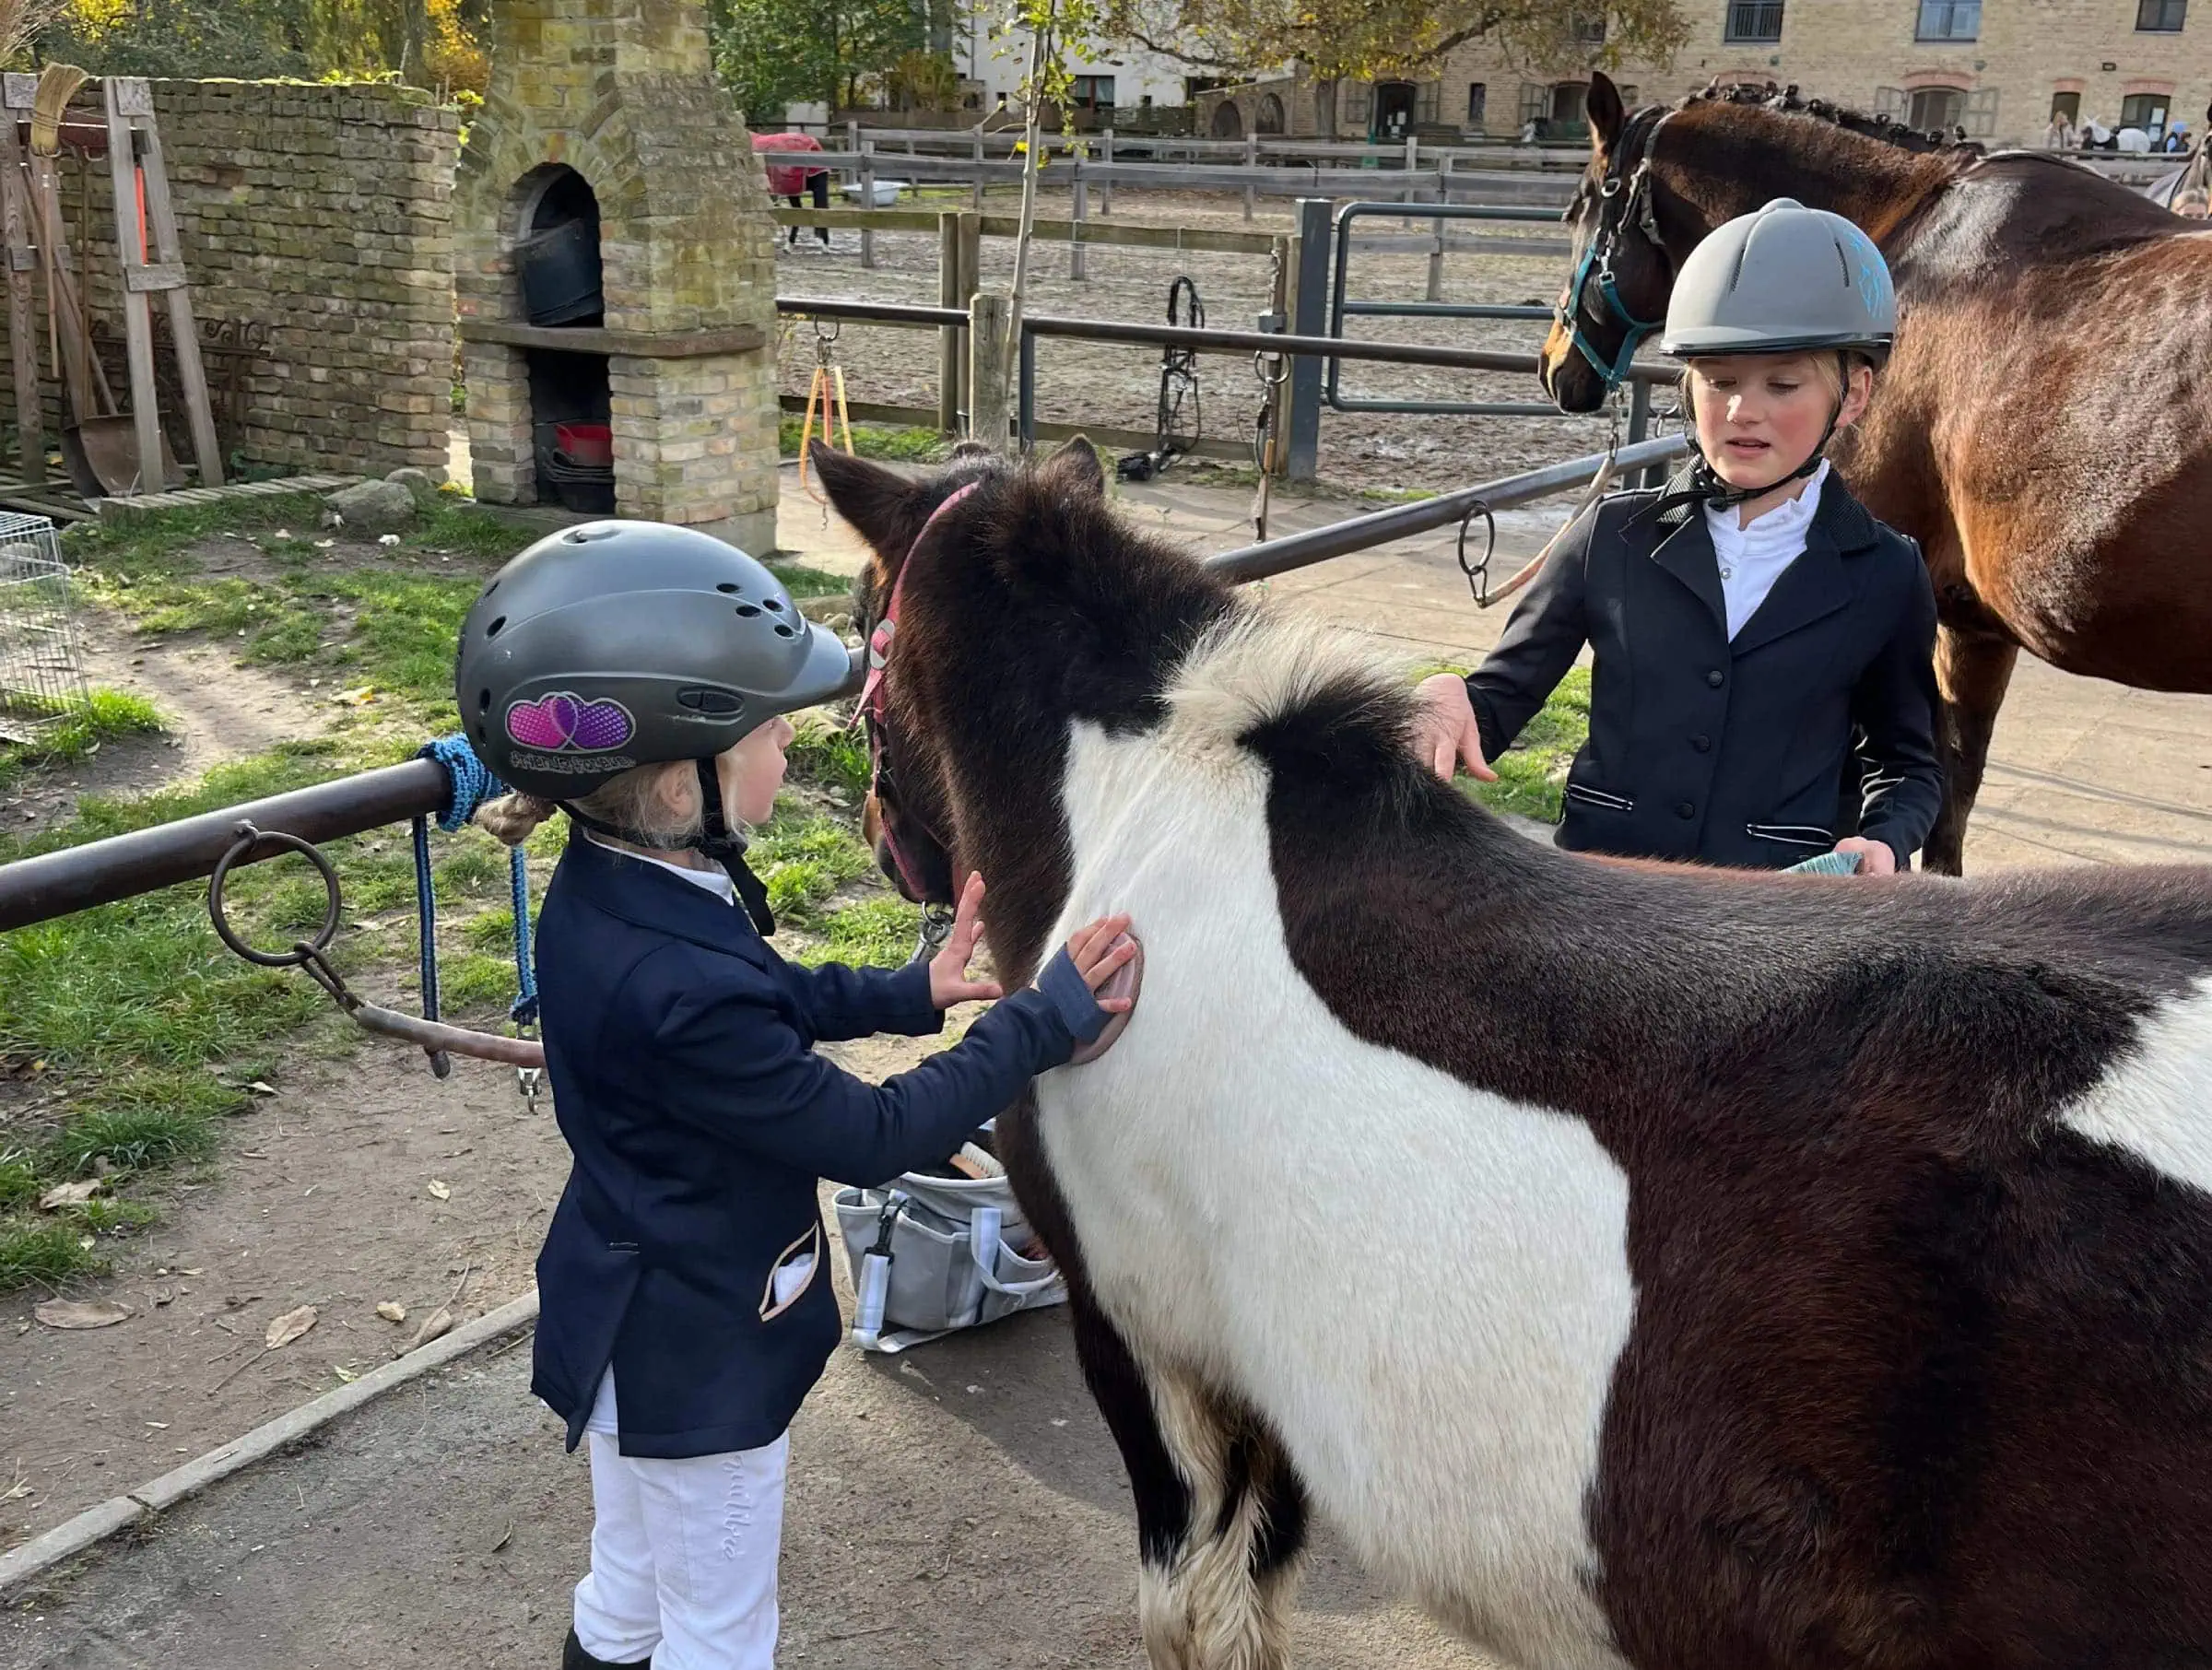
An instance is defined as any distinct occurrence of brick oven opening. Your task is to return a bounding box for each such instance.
[514,164,613,513]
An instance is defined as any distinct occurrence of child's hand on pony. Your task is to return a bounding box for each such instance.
[927,876,1140,1062]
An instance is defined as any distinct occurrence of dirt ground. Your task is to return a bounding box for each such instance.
[774,186,1621,492]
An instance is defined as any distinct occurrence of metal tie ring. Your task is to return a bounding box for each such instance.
[1455,500,1499,605]
[207,821,343,969]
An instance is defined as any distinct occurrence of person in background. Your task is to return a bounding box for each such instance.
[752,129,832,250]
[2044,109,2077,150]
[1416,200,1941,875]
[2166,119,2192,154]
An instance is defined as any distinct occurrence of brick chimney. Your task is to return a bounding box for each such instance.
[455,0,780,555]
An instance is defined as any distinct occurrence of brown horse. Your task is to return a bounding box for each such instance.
[1541,73,2212,873]
[812,435,2212,1670]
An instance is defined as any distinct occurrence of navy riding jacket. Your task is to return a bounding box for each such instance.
[530,832,1078,1458]
[1466,469,1943,870]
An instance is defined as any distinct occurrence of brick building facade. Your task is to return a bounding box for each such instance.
[1301,0,2212,147]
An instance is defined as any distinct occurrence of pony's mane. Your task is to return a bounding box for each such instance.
[1682,79,1978,156]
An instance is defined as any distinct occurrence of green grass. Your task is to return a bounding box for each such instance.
[0,1152,38,1211]
[0,688,165,794]
[804,895,924,969]
[753,814,873,923]
[0,1222,101,1288]
[785,712,870,802]
[781,417,949,465]
[48,1088,225,1177]
[769,560,853,601]
[1416,664,1592,825]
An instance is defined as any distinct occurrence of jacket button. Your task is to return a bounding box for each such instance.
[1705,668,1725,688]
[1691,734,1712,753]
[1677,801,1696,819]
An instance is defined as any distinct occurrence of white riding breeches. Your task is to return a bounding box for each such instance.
[571,1372,791,1670]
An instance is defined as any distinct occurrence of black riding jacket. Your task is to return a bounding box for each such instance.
[1465,468,1943,871]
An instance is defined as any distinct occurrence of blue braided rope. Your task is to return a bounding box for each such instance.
[419,734,507,832]
[509,847,539,1028]
[418,734,539,1028]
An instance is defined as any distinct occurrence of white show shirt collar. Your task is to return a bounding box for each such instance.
[585,831,735,904]
[1702,461,1830,641]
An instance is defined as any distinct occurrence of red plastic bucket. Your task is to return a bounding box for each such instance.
[554,422,613,467]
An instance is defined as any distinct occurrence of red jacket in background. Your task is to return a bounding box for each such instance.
[753,132,828,197]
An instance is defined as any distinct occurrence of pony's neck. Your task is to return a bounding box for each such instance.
[1657,108,1956,249]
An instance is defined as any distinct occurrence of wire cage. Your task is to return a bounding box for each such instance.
[0,512,92,744]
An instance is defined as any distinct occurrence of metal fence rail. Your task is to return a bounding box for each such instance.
[0,434,1670,935]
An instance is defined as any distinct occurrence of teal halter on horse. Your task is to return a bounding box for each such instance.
[1552,110,1672,390]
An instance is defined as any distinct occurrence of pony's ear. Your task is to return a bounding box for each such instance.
[811,442,928,558]
[1038,435,1106,500]
[1587,72,1627,153]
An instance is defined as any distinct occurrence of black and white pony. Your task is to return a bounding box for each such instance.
[816,437,2212,1670]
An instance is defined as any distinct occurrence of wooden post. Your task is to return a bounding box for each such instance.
[0,84,45,484]
[937,211,960,433]
[972,129,985,210]
[955,210,982,427]
[859,140,877,269]
[969,290,1010,450]
[104,81,164,492]
[1070,159,1088,281]
[1100,126,1113,215]
[1426,159,1449,302]
[129,82,221,487]
[1244,133,1258,220]
[1403,134,1418,227]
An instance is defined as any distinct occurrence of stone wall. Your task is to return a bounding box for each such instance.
[2,78,460,483]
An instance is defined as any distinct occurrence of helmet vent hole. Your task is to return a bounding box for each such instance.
[485,616,507,638]
[715,582,742,595]
[763,597,786,613]
[477,688,490,713]
[735,604,761,617]
[483,580,499,596]
[772,622,797,638]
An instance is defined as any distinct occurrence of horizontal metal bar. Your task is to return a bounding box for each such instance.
[775,295,1675,384]
[1206,434,1691,583]
[1339,300,1552,319]
[1338,199,1563,224]
[1326,398,1567,416]
[0,759,452,933]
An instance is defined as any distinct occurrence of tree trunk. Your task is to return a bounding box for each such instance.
[1314,76,1337,139]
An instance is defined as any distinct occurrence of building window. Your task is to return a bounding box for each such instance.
[2050,90,2081,123]
[1467,82,1488,125]
[1070,75,1116,112]
[2121,91,2172,131]
[1725,0,1784,42]
[1571,12,1607,43]
[1915,0,1980,40]
[1910,86,1965,130]
[2137,0,2187,29]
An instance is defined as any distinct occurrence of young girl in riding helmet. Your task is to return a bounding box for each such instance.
[1415,198,1943,873]
[455,522,1137,1670]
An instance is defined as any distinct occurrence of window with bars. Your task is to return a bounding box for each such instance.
[1725,0,1784,41]
[1915,0,1980,39]
[2136,0,2187,29]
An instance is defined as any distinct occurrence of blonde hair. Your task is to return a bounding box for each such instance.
[1683,350,1862,414]
[475,760,705,850]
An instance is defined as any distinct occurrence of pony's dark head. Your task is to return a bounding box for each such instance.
[809,437,1233,965]
[1540,73,1679,416]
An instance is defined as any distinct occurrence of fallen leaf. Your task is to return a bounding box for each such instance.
[334,1365,359,1383]
[35,1300,131,1330]
[153,1288,174,1307]
[76,1237,94,1252]
[0,1475,29,1502]
[265,1304,318,1349]
[313,538,335,549]
[426,1180,451,1202]
[38,1180,103,1211]
[338,686,377,707]
[406,1307,453,1352]
[146,1420,168,1429]
[247,1081,276,1097]
[488,1520,514,1554]
[377,533,402,547]
[180,1267,204,1276]
[375,1301,406,1323]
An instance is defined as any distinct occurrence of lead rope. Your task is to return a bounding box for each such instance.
[410,813,450,1079]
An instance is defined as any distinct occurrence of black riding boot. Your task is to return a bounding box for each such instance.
[562,1627,651,1670]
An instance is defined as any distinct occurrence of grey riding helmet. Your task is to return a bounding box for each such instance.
[1660,198,1897,364]
[455,520,853,804]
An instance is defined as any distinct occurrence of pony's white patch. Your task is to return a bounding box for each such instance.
[1037,615,1636,1670]
[2059,976,2212,1193]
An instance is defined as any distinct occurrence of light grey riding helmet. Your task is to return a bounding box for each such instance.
[1660,198,1897,364]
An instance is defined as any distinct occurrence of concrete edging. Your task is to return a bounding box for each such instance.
[0,1288,541,1599]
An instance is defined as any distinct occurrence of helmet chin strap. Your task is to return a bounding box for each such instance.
[558,757,776,937]
[1669,352,1848,513]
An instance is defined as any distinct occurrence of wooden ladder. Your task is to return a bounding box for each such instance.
[103,76,222,493]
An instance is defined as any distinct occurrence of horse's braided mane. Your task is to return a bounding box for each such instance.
[1681,78,1982,157]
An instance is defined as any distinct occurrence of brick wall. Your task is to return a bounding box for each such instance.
[2,78,461,483]
[1433,0,2212,147]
